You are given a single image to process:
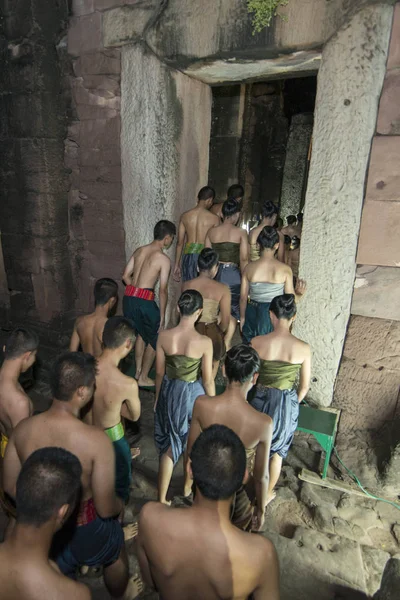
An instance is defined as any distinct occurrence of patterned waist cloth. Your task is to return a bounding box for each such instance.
[184,242,204,255]
[77,498,97,527]
[124,285,155,301]
[104,422,125,442]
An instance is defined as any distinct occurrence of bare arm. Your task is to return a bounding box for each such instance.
[240,268,249,330]
[3,434,22,500]
[276,230,285,263]
[219,288,231,333]
[69,321,80,352]
[10,396,32,429]
[159,258,171,329]
[173,219,187,282]
[205,232,212,248]
[122,254,135,286]
[240,231,249,273]
[201,339,215,396]
[253,540,280,600]
[155,338,166,411]
[91,432,123,518]
[284,269,306,302]
[298,347,311,402]
[122,380,141,422]
[253,419,273,531]
[137,508,157,590]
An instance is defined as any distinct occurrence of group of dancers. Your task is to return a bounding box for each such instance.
[0,183,310,599]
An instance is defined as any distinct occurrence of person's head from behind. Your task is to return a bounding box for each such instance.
[297,213,303,225]
[198,248,219,279]
[198,186,215,209]
[94,278,118,315]
[270,294,297,329]
[51,352,97,408]
[16,447,82,531]
[287,215,297,226]
[178,289,203,322]
[262,201,278,226]
[223,344,260,394]
[154,220,177,250]
[257,226,279,253]
[3,327,39,372]
[290,236,300,251]
[102,316,135,359]
[227,184,244,203]
[190,424,246,500]
[222,198,241,225]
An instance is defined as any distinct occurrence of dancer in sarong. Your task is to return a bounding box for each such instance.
[122,220,176,388]
[182,248,234,373]
[188,344,272,531]
[154,290,215,504]
[248,201,284,262]
[70,278,118,357]
[251,294,311,505]
[173,186,219,283]
[240,226,305,344]
[206,198,248,322]
[137,425,279,600]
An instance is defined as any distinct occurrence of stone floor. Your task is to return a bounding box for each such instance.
[1,344,400,599]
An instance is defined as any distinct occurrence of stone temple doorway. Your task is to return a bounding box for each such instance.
[208,76,317,227]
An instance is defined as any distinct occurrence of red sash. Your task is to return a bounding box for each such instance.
[77,498,97,527]
[124,286,155,301]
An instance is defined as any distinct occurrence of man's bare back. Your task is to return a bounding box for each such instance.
[0,378,32,440]
[71,312,107,358]
[123,244,170,291]
[138,498,277,600]
[0,549,90,600]
[181,206,220,245]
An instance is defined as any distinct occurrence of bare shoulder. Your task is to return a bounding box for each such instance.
[199,332,213,350]
[250,533,278,567]
[158,251,171,266]
[209,212,220,226]
[139,501,168,529]
[63,577,91,600]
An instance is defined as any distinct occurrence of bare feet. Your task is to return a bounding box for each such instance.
[138,376,155,388]
[80,565,89,576]
[160,499,171,506]
[123,522,139,541]
[266,491,276,506]
[122,575,144,600]
[131,447,140,459]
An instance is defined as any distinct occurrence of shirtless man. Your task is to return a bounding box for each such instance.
[173,186,219,283]
[3,352,142,599]
[249,201,284,263]
[122,220,176,388]
[210,183,244,220]
[280,215,298,239]
[0,447,90,600]
[92,316,141,507]
[187,344,272,531]
[182,248,234,375]
[138,424,279,600]
[205,198,249,322]
[70,278,118,357]
[0,327,38,459]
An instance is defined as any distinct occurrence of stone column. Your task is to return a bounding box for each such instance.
[293,3,394,407]
[121,45,212,324]
[280,113,313,221]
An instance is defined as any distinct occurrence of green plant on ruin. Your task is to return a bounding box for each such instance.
[247,0,289,34]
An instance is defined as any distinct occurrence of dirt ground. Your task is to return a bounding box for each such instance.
[1,345,399,599]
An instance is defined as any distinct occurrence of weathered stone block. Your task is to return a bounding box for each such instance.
[71,77,120,109]
[79,181,122,203]
[96,0,141,9]
[0,192,68,238]
[362,547,390,597]
[73,50,120,76]
[79,117,120,148]
[357,200,400,267]
[68,13,103,57]
[374,558,400,600]
[387,3,400,70]
[352,266,400,321]
[79,165,121,182]
[72,0,94,16]
[80,146,121,167]
[103,5,157,47]
[76,104,119,120]
[0,93,66,139]
[364,136,400,203]
[81,74,120,95]
[377,70,400,135]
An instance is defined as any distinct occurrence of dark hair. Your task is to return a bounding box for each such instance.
[190,425,246,500]
[154,220,176,240]
[222,198,241,219]
[225,344,260,384]
[198,186,215,202]
[198,248,218,272]
[284,235,291,246]
[297,213,303,223]
[178,289,203,316]
[270,294,297,320]
[102,316,135,349]
[51,352,97,401]
[287,215,297,225]
[262,201,278,219]
[4,327,39,360]
[94,278,118,307]
[227,184,244,200]
[257,226,279,249]
[16,447,82,527]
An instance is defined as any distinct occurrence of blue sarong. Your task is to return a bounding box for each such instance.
[215,263,241,320]
[154,375,204,464]
[242,300,273,344]
[251,387,299,458]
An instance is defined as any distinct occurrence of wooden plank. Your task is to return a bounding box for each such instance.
[298,468,370,498]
